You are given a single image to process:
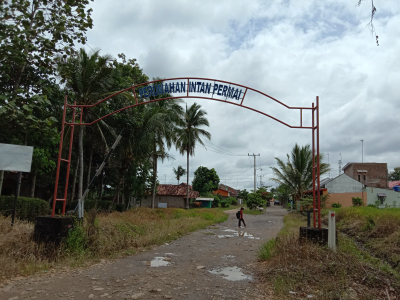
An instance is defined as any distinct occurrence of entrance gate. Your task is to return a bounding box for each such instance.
[52,77,322,228]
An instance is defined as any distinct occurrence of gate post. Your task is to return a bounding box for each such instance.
[52,95,68,217]
[317,96,321,228]
[312,103,316,227]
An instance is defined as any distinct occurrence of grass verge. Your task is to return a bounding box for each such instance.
[323,206,400,269]
[0,207,227,282]
[257,212,400,299]
[243,209,264,215]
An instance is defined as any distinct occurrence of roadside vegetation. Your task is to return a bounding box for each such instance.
[0,207,227,282]
[325,206,400,270]
[257,212,400,299]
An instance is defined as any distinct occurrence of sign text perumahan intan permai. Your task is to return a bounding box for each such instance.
[138,81,243,101]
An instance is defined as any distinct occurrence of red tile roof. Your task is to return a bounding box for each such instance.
[156,183,199,198]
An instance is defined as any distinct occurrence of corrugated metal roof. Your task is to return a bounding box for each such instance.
[389,181,400,189]
[377,193,386,197]
[196,198,214,201]
[156,183,199,198]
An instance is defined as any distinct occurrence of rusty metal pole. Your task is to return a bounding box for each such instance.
[52,95,68,217]
[317,96,321,228]
[312,103,316,227]
[61,101,76,215]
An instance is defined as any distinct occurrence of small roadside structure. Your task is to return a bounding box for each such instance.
[195,197,214,208]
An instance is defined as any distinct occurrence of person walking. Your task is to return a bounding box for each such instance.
[238,207,246,228]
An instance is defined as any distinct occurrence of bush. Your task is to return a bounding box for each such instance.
[286,203,292,209]
[225,197,237,205]
[0,196,50,222]
[246,193,265,210]
[331,203,342,208]
[352,197,363,207]
[202,192,222,207]
[220,200,230,208]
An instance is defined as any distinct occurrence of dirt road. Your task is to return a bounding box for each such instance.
[1,206,287,300]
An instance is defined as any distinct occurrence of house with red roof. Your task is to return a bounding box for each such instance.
[213,183,239,198]
[142,183,199,208]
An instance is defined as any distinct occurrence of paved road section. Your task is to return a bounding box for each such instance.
[1,206,287,300]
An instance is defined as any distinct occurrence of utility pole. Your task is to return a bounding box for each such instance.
[248,153,260,192]
[164,174,166,184]
[360,139,364,163]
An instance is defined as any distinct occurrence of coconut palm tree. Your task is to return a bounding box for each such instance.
[175,103,211,209]
[173,166,186,185]
[57,48,114,199]
[270,144,330,200]
[141,82,183,208]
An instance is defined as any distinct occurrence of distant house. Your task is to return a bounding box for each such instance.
[213,183,239,199]
[143,183,199,208]
[308,172,400,208]
[342,162,388,189]
[320,174,366,207]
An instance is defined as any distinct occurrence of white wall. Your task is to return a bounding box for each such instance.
[365,187,400,207]
[325,174,363,194]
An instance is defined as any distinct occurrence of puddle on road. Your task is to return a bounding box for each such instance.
[221,255,235,259]
[215,229,260,240]
[148,257,171,267]
[209,266,252,281]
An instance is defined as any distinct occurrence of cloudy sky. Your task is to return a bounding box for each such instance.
[83,0,399,191]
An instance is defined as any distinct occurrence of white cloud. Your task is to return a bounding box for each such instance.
[84,0,400,190]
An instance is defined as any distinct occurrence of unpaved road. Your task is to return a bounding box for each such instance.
[1,206,287,300]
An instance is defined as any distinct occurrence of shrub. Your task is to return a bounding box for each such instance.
[331,203,342,208]
[0,196,50,222]
[246,193,265,210]
[352,197,363,207]
[220,200,230,208]
[225,197,237,205]
[286,203,292,209]
[201,192,222,207]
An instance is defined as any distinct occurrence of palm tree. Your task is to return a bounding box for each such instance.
[57,48,114,199]
[173,166,186,185]
[141,84,183,208]
[270,144,330,201]
[175,103,211,209]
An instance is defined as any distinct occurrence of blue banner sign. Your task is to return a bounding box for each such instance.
[138,81,243,101]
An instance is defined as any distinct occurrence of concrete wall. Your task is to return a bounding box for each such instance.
[326,192,367,208]
[325,174,363,193]
[365,187,400,207]
[142,196,185,208]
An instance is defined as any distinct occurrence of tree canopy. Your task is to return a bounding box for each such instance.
[271,144,330,200]
[192,166,220,195]
[389,167,400,181]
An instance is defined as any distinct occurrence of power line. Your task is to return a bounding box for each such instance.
[203,140,247,156]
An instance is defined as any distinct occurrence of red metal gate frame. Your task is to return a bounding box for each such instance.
[52,77,321,228]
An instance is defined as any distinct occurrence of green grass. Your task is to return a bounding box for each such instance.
[243,209,264,215]
[258,238,276,260]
